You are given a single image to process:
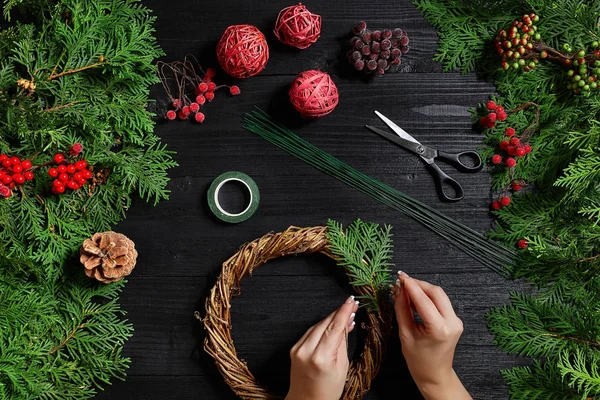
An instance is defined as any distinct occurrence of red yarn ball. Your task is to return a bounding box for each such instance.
[274,3,322,49]
[216,24,269,79]
[289,70,339,118]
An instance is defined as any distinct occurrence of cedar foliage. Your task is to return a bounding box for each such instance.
[0,0,174,397]
[415,0,600,398]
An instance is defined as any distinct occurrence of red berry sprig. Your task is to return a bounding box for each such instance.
[479,101,507,129]
[49,154,92,195]
[0,154,35,198]
[157,56,241,124]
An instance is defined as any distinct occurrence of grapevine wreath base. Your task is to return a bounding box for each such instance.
[201,226,392,399]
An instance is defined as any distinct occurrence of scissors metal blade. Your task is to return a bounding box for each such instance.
[365,125,437,161]
[374,111,420,144]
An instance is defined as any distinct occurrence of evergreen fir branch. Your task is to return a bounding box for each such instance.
[326,219,393,311]
[500,361,581,400]
[558,348,600,398]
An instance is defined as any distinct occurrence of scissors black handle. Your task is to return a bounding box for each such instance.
[425,162,465,202]
[435,150,483,173]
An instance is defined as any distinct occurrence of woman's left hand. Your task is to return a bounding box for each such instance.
[286,296,359,400]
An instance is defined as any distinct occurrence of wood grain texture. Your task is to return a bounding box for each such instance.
[95,0,520,398]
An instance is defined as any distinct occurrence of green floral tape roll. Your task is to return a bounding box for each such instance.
[207,172,260,223]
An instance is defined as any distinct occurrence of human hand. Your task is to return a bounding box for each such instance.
[392,271,471,400]
[286,296,359,400]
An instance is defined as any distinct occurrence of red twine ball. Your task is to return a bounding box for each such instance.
[216,24,269,79]
[289,70,339,118]
[274,3,322,49]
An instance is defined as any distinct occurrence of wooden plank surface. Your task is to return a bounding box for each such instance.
[96,0,524,398]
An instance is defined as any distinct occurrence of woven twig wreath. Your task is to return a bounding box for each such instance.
[202,226,392,399]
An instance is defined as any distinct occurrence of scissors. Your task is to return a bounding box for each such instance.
[365,111,483,202]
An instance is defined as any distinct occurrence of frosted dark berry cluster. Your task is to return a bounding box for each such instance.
[48,153,92,195]
[495,13,541,72]
[348,21,409,76]
[479,101,507,128]
[159,60,241,124]
[0,155,34,198]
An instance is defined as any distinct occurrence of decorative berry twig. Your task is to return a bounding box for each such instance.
[157,55,240,123]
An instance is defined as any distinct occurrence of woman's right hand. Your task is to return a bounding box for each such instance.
[391,271,471,400]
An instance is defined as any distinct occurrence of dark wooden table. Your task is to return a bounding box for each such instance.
[97,1,526,398]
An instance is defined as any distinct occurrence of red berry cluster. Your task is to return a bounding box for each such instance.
[479,101,507,128]
[159,60,242,124]
[48,153,92,194]
[495,13,541,72]
[491,126,532,169]
[0,154,34,198]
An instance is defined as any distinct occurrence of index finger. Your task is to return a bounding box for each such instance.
[402,277,444,328]
[315,297,356,353]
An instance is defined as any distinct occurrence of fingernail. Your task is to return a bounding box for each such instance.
[350,312,356,319]
[355,300,360,306]
[346,295,355,304]
[351,321,356,327]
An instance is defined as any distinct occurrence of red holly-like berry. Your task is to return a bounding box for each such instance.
[230,85,241,96]
[491,201,502,210]
[497,112,507,121]
[486,101,497,110]
[166,110,177,120]
[182,106,191,115]
[57,165,67,173]
[0,185,10,198]
[53,179,63,188]
[13,174,25,185]
[77,178,87,185]
[202,75,211,83]
[511,181,522,191]
[172,99,182,109]
[66,164,76,174]
[12,164,22,173]
[48,168,59,177]
[82,170,93,179]
[73,172,82,181]
[206,68,217,78]
[196,95,206,105]
[516,147,526,157]
[189,102,200,113]
[58,173,69,183]
[69,143,84,157]
[492,154,502,164]
[1,159,10,168]
[524,144,532,153]
[54,153,65,163]
[496,105,504,113]
[178,111,188,120]
[499,140,510,150]
[517,239,528,249]
[505,127,515,137]
[52,184,65,194]
[488,112,497,122]
[21,160,32,170]
[67,180,79,190]
[205,91,215,102]
[195,112,206,123]
[507,146,517,156]
[24,171,34,180]
[0,154,6,161]
[505,157,517,168]
[500,196,511,206]
[74,161,84,170]
[509,137,520,146]
[9,156,19,165]
[2,175,12,184]
[207,82,217,91]
[198,83,208,93]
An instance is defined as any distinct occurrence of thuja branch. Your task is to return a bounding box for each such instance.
[543,333,600,348]
[44,100,81,112]
[48,57,108,80]
[48,322,86,355]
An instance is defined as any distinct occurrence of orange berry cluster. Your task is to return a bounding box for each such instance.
[495,13,541,72]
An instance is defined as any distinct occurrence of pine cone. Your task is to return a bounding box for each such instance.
[80,231,138,283]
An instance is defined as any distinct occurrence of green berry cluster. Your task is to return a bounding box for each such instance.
[564,42,600,94]
[494,13,541,72]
